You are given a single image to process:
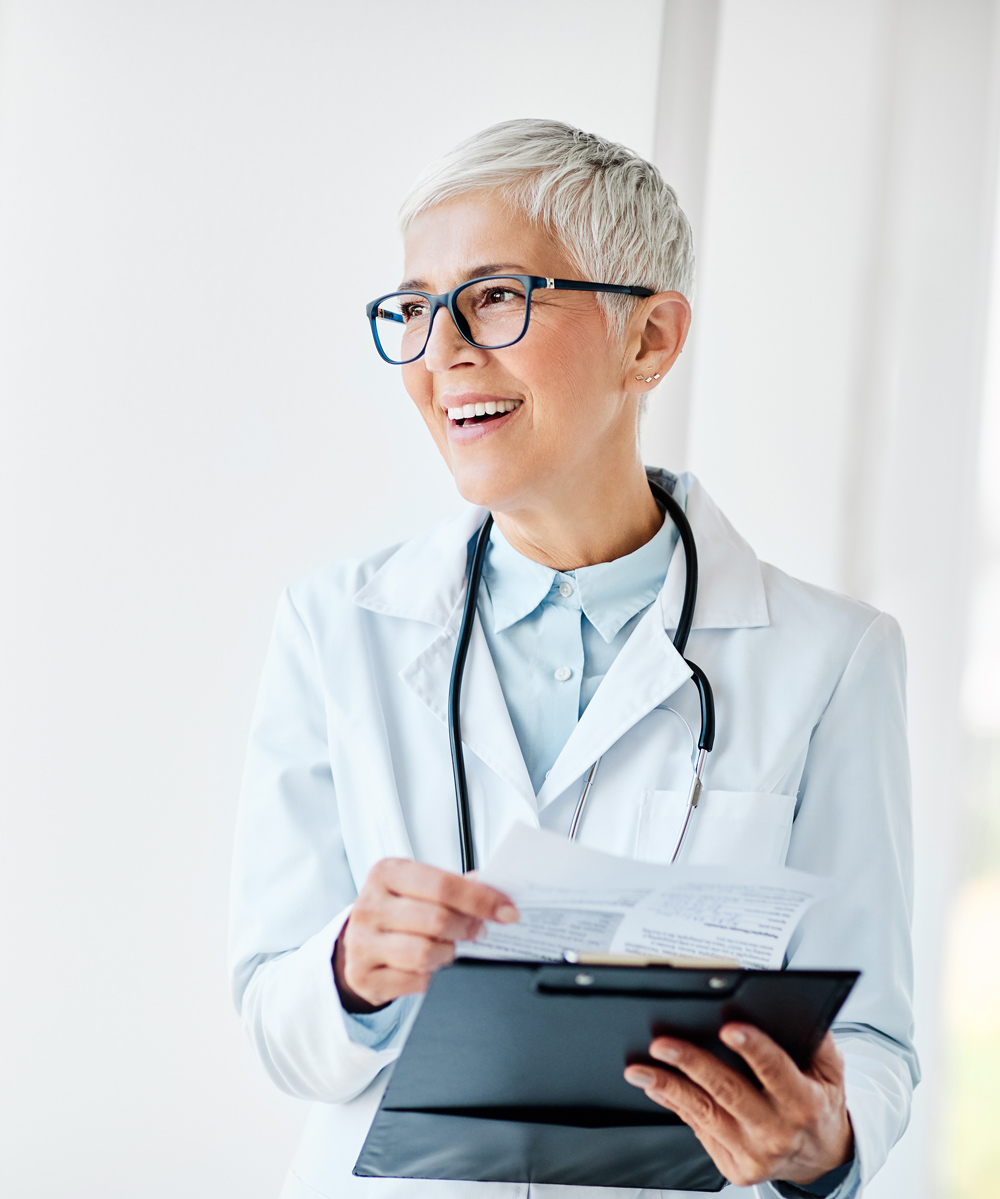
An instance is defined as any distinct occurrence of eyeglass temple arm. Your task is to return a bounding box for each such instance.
[547,279,655,298]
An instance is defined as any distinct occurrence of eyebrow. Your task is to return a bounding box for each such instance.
[397,263,532,291]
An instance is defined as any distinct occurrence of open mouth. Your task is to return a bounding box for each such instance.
[447,398,522,427]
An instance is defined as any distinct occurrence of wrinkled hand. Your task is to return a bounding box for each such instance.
[333,858,518,1011]
[624,1026,853,1188]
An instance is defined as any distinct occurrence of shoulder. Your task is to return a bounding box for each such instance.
[756,561,906,703]
[761,559,897,638]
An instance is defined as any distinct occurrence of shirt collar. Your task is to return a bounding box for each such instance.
[575,508,680,642]
[482,525,556,633]
[482,479,685,643]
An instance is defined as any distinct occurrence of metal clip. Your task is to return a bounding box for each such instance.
[545,277,555,289]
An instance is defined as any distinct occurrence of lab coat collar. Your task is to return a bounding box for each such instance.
[352,472,770,636]
[352,505,485,629]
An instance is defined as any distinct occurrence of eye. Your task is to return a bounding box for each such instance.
[400,300,428,321]
[483,287,517,305]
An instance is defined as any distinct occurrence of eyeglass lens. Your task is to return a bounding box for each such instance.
[373,276,529,364]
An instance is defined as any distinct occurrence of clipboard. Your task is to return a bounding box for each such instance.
[354,958,858,1192]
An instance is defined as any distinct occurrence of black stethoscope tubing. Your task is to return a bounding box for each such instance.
[448,478,715,873]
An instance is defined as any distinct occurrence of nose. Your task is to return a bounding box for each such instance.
[422,304,489,372]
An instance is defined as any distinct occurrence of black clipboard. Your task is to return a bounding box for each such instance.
[354,959,858,1192]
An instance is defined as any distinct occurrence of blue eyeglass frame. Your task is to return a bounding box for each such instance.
[365,274,655,365]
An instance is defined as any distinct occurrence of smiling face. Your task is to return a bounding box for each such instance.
[399,193,661,519]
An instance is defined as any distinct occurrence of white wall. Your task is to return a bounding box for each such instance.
[655,3,1000,1196]
[0,3,662,1195]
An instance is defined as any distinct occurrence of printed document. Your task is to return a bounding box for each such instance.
[458,824,824,970]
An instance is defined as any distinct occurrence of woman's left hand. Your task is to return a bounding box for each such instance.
[624,1025,853,1189]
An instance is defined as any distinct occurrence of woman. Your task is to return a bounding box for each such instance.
[229,120,916,1198]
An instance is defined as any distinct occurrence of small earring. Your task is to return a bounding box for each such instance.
[635,374,644,381]
[653,373,660,379]
[645,377,653,383]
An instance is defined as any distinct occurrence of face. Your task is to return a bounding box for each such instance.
[397,194,678,515]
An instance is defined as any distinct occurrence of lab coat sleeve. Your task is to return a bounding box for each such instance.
[228,588,408,1102]
[782,611,918,1192]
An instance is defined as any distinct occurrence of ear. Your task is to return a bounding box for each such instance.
[626,292,691,391]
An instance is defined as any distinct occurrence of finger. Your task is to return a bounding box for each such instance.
[368,930,457,975]
[624,1065,676,1106]
[353,966,433,1006]
[624,1063,736,1136]
[624,1064,764,1189]
[613,1079,757,1189]
[377,894,483,943]
[717,1024,813,1106]
[649,1036,770,1124]
[371,859,518,923]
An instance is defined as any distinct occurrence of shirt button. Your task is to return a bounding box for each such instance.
[558,580,574,597]
[554,666,573,682]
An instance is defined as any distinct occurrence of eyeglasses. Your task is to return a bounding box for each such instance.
[365,274,654,365]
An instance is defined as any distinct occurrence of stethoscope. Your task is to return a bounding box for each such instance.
[448,477,716,873]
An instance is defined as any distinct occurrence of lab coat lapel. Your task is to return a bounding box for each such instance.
[534,607,692,809]
[398,614,536,808]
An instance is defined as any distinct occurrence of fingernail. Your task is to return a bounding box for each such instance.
[656,1044,680,1063]
[626,1067,655,1087]
[724,1028,747,1046]
[495,904,519,923]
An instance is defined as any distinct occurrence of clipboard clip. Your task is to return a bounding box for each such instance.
[538,961,741,998]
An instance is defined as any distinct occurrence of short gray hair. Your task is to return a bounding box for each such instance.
[398,118,694,337]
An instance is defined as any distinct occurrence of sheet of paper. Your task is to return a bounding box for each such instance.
[458,823,824,970]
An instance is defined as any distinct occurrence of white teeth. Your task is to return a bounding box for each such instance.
[445,398,522,420]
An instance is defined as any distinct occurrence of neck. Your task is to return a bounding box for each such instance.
[492,461,663,570]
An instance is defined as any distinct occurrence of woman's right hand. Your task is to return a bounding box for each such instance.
[333,858,519,1011]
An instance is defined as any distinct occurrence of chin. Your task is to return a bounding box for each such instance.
[449,459,522,512]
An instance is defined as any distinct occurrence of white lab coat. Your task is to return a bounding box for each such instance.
[229,474,917,1199]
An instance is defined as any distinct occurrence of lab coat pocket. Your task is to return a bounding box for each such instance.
[635,790,796,867]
